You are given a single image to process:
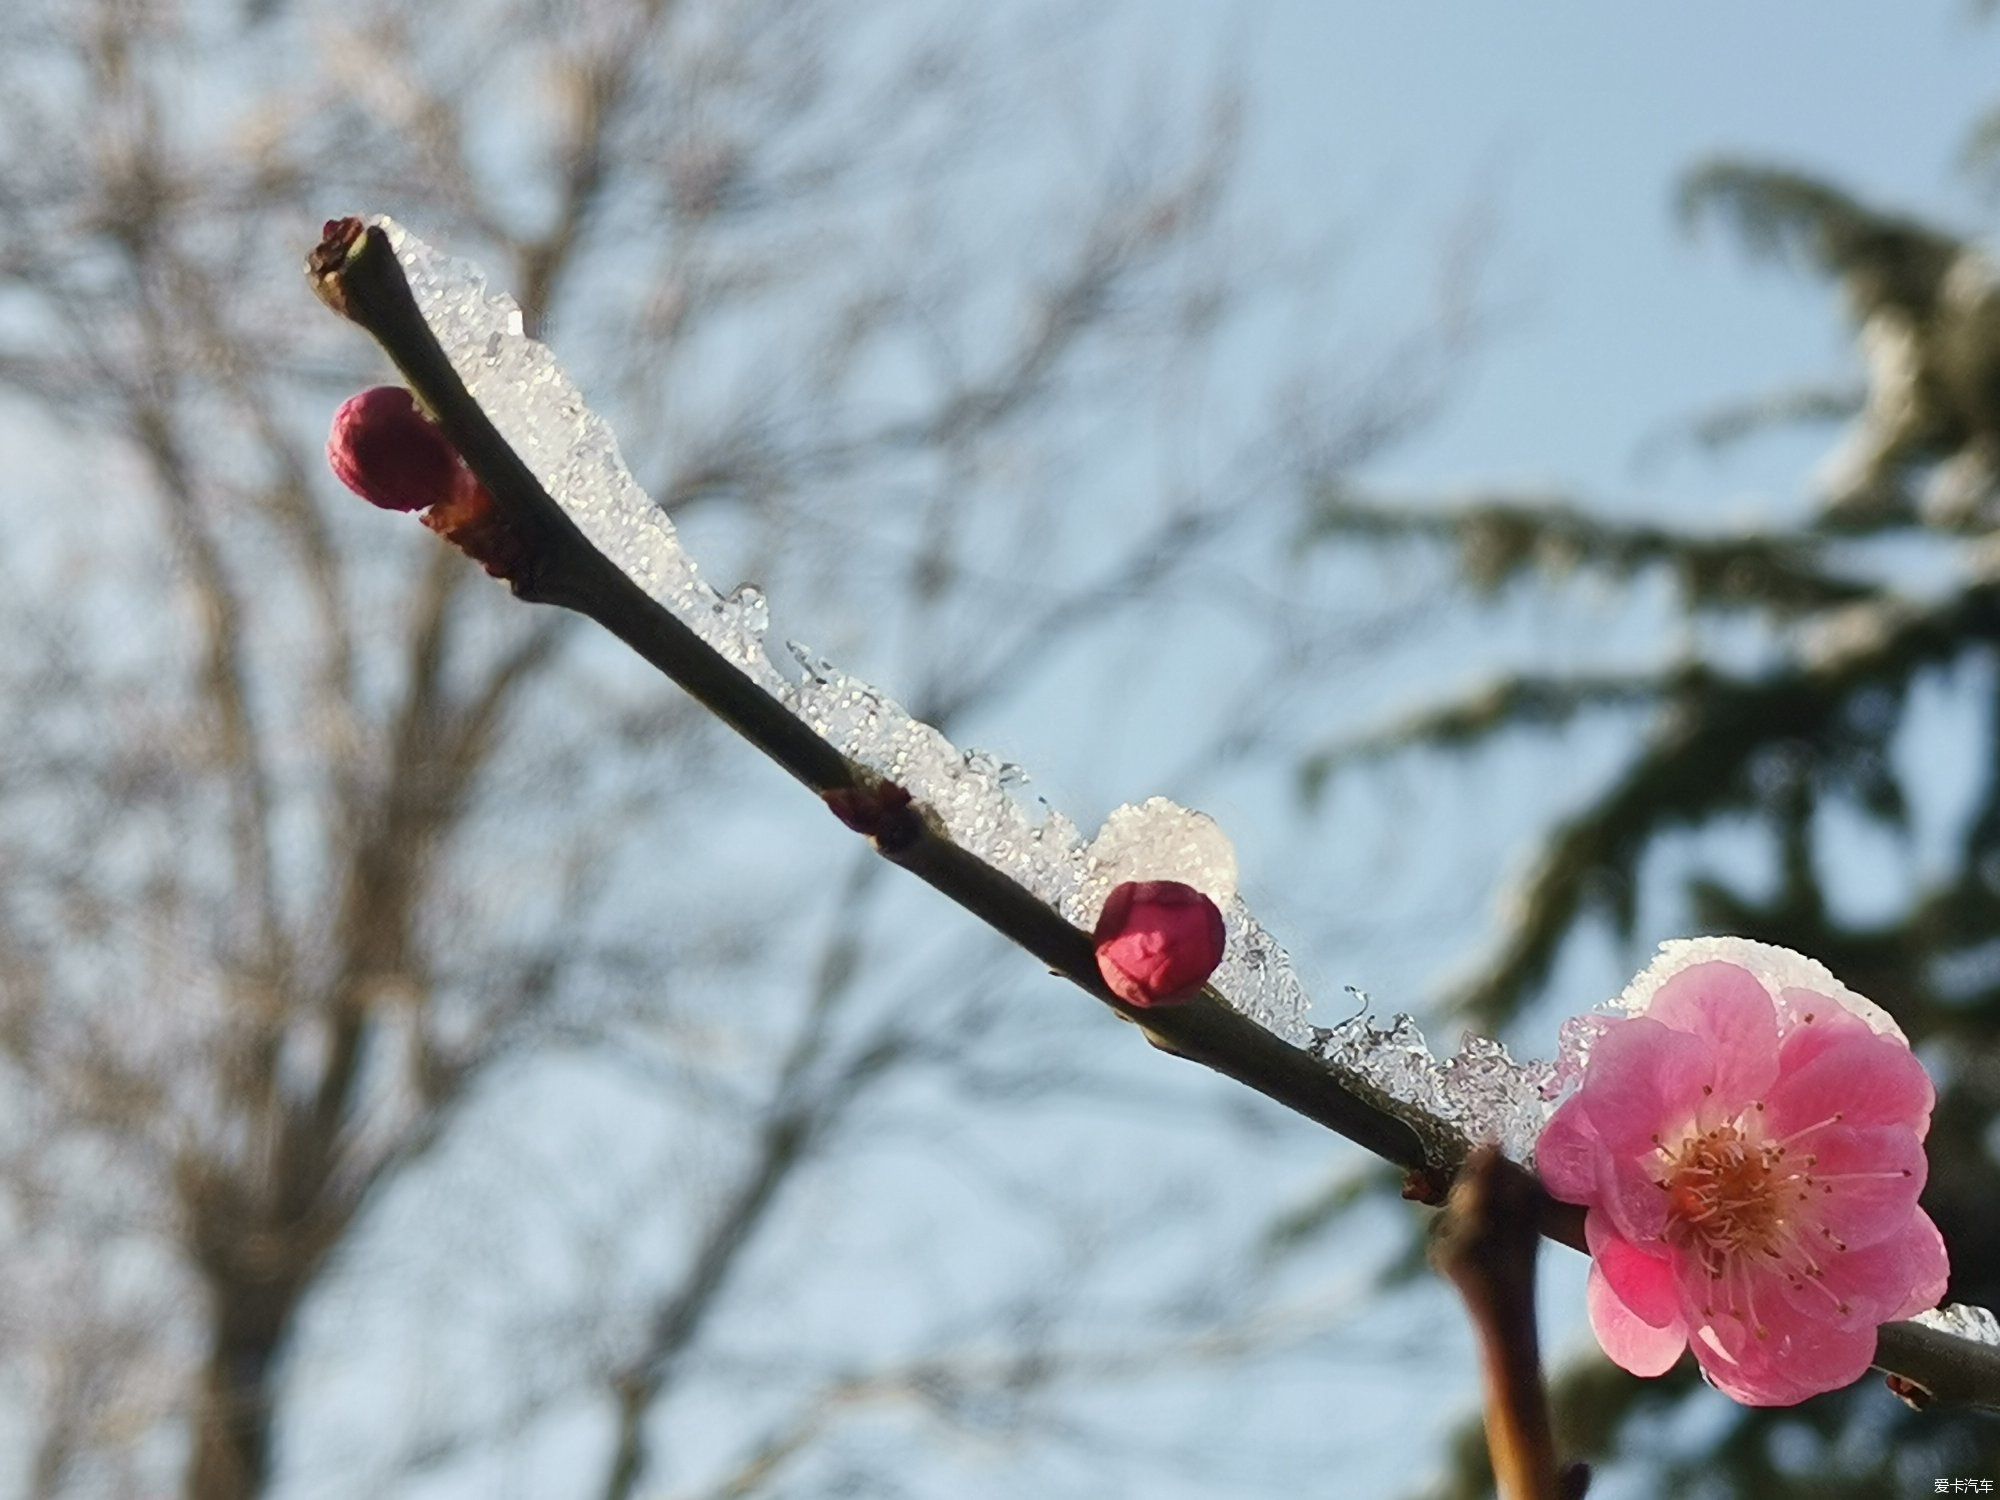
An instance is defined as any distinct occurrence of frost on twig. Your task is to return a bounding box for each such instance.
[376,215,1580,1163]
[380,222,1313,1027]
[1913,1303,2000,1348]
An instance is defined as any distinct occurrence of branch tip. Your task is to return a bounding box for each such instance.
[307,216,370,318]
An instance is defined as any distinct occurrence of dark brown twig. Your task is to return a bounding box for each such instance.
[1431,1146,1568,1500]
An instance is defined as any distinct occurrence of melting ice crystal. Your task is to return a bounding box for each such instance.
[377,216,1531,1140]
[1912,1303,2000,1347]
[1310,1016,1559,1163]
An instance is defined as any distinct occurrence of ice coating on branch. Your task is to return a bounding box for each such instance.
[1299,939,1903,1166]
[1912,1302,2000,1347]
[785,656,1090,908]
[369,217,1494,1075]
[1436,1035,1560,1159]
[1077,798,1238,905]
[375,217,788,692]
[1310,1015,1557,1161]
[380,214,1096,911]
[1206,902,1314,1041]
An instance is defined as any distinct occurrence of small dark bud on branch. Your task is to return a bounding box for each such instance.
[823,780,922,853]
[421,473,530,579]
[1885,1372,1934,1410]
[1401,1164,1452,1206]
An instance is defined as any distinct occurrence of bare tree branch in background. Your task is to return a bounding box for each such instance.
[0,2,1462,1497]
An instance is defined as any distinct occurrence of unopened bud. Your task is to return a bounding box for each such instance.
[1092,880,1225,1008]
[328,386,465,513]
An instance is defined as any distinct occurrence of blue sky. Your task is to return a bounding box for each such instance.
[1251,3,2000,501]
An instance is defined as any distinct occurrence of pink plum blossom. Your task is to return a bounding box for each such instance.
[1538,938,1947,1405]
[1093,880,1226,1008]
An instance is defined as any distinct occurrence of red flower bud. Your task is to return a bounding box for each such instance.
[327,386,466,513]
[1092,880,1225,1008]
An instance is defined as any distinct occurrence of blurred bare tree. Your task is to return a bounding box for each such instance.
[0,3,1452,1498]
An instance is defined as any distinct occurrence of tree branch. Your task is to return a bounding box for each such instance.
[1300,668,1686,799]
[1431,1147,1568,1500]
[1446,588,2000,1028]
[309,219,2000,1415]
[1304,489,1874,615]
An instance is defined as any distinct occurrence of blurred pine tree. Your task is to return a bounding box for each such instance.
[1303,111,2000,1500]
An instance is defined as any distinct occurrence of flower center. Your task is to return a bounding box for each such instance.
[1661,1122,1793,1271]
[1652,1107,1895,1333]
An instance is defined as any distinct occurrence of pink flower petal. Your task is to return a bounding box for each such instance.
[1883,1209,1952,1320]
[1690,1306,1877,1406]
[1766,1031,1934,1138]
[1792,1123,1927,1251]
[1535,1097,1601,1204]
[1586,1210,1680,1327]
[1670,1238,1735,1324]
[1577,1017,1712,1156]
[1588,1261,1687,1377]
[1596,1154,1673,1246]
[1539,1105,1672,1242]
[1775,1209,1951,1329]
[1644,962,1780,1113]
[1774,987,1876,1063]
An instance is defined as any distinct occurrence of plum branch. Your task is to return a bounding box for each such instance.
[306,217,2000,1416]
